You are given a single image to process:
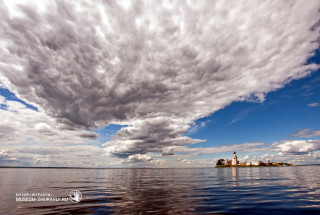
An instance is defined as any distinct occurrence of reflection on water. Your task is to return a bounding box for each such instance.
[232,167,238,187]
[1,166,320,214]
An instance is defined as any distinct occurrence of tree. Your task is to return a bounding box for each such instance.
[216,159,225,166]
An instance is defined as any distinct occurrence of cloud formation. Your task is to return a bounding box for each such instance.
[245,149,320,165]
[0,96,93,145]
[292,129,320,138]
[126,154,153,163]
[0,150,17,163]
[272,140,320,154]
[308,103,319,107]
[0,144,115,167]
[171,142,266,156]
[0,0,319,159]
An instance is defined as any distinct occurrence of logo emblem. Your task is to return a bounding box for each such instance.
[69,190,82,203]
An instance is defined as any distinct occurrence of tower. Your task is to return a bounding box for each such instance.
[232,151,238,165]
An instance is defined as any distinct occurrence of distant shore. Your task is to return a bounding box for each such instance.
[215,165,295,168]
[216,162,294,168]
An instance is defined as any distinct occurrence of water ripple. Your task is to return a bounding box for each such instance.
[1,166,320,214]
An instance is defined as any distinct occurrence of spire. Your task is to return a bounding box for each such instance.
[232,150,238,165]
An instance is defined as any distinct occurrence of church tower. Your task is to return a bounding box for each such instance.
[232,151,238,165]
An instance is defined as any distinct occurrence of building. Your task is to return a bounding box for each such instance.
[246,161,258,165]
[232,151,239,165]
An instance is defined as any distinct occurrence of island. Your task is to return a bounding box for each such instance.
[215,151,293,168]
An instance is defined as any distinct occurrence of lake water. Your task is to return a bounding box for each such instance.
[1,166,320,214]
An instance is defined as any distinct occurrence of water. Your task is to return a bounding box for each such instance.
[1,166,320,214]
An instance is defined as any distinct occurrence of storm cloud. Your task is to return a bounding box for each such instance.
[0,0,319,158]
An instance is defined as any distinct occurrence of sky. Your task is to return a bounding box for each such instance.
[0,0,320,167]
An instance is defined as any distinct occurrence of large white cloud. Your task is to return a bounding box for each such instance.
[244,150,320,165]
[0,144,118,167]
[0,95,97,145]
[272,139,320,154]
[230,139,320,165]
[0,0,319,160]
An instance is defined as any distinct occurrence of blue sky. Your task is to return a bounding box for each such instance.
[188,69,320,148]
[182,50,320,161]
[0,88,37,111]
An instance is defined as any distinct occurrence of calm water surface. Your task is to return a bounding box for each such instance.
[1,166,320,214]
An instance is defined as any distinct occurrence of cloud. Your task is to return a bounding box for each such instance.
[308,103,319,107]
[224,106,260,128]
[78,132,99,140]
[234,140,320,165]
[103,118,206,158]
[0,96,90,145]
[0,144,118,167]
[292,129,320,138]
[172,142,266,155]
[0,0,319,159]
[34,122,52,134]
[162,147,175,156]
[187,120,210,135]
[0,98,111,167]
[242,155,250,161]
[272,139,320,154]
[126,154,153,163]
[248,150,320,165]
[0,150,17,164]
